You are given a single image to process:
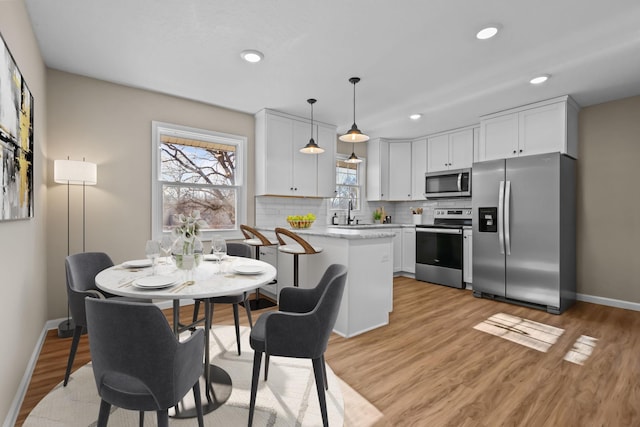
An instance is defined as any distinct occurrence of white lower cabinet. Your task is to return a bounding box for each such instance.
[402,228,416,274]
[463,229,472,286]
[391,228,402,272]
[257,245,279,299]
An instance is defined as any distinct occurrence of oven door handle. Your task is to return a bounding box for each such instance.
[498,180,505,255]
[416,228,462,234]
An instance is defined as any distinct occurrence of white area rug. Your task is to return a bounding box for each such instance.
[474,312,565,353]
[25,325,345,426]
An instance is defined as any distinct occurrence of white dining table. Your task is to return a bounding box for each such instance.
[95,256,277,418]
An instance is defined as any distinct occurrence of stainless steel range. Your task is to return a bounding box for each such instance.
[415,208,472,289]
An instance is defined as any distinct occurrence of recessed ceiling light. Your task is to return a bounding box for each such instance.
[530,74,550,85]
[240,49,264,63]
[476,26,499,40]
[409,114,422,120]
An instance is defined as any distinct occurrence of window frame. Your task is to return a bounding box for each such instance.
[151,121,247,241]
[331,154,366,212]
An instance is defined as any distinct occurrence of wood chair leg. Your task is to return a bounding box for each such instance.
[321,354,329,390]
[97,399,111,427]
[156,410,169,427]
[243,292,253,328]
[248,351,263,427]
[232,303,241,355]
[312,357,329,427]
[193,381,204,427]
[64,325,83,386]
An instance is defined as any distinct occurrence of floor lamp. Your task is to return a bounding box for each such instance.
[54,158,98,338]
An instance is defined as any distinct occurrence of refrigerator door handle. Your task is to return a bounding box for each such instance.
[498,180,505,254]
[504,180,511,255]
[457,173,462,192]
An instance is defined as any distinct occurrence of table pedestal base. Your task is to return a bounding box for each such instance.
[169,364,232,418]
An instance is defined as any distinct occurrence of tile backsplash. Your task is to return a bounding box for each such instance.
[255,196,472,227]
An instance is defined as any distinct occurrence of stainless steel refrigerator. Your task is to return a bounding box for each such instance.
[472,152,576,314]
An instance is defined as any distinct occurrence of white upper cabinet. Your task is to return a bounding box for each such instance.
[255,109,336,197]
[388,141,412,200]
[367,138,389,201]
[478,95,579,162]
[411,138,427,200]
[427,127,474,172]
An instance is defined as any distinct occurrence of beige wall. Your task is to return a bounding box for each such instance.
[2,2,638,420]
[45,70,256,321]
[0,1,48,423]
[577,95,640,302]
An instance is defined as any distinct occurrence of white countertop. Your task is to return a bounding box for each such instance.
[256,225,409,240]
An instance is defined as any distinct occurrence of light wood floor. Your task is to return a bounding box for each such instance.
[16,277,640,426]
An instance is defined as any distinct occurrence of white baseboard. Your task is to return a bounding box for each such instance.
[576,293,640,312]
[3,324,48,427]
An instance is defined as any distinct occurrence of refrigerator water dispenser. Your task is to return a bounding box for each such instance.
[478,207,497,233]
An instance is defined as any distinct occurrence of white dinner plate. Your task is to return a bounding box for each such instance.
[233,264,265,275]
[203,254,229,261]
[133,275,176,289]
[122,259,152,268]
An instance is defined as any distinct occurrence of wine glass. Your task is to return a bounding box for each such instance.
[145,240,161,275]
[211,236,227,274]
[159,235,174,264]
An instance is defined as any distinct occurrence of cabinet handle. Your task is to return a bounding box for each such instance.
[519,149,523,153]
[513,150,517,154]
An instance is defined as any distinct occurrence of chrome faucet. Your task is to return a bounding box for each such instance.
[347,200,355,225]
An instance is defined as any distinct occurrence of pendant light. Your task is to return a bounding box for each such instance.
[339,77,369,143]
[300,98,324,154]
[344,143,362,164]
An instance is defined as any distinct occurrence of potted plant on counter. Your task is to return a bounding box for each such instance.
[373,208,383,224]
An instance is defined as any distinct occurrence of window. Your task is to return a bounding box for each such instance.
[331,157,362,210]
[152,121,246,240]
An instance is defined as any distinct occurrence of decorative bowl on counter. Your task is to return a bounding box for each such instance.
[287,219,314,229]
[286,214,316,229]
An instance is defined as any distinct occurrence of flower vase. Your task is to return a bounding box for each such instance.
[412,214,422,224]
[172,235,203,279]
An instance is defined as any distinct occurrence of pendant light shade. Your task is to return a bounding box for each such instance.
[344,143,362,163]
[300,98,324,154]
[339,77,369,143]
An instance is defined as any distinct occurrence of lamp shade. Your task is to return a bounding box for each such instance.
[54,160,97,185]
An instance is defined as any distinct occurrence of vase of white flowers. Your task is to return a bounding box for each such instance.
[171,211,207,274]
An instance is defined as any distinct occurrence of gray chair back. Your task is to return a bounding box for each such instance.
[263,264,347,359]
[225,241,253,258]
[85,298,204,411]
[65,252,114,327]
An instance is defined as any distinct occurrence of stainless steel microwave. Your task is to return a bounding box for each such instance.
[424,168,471,198]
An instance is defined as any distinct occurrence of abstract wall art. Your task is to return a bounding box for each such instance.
[0,31,34,220]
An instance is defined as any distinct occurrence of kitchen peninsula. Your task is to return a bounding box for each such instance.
[257,226,395,338]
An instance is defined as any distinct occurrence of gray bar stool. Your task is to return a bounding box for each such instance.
[241,224,278,309]
[274,227,323,288]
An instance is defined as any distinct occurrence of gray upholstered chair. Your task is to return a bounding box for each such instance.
[191,241,254,355]
[248,264,347,427]
[85,298,205,427]
[64,252,148,386]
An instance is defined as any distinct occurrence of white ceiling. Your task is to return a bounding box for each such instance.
[24,0,640,140]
